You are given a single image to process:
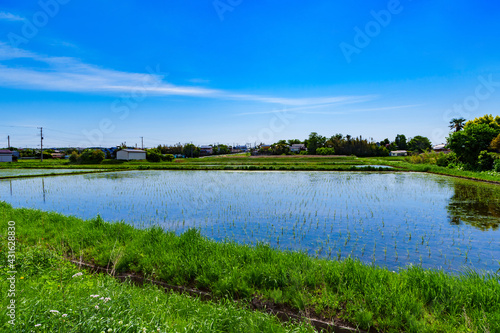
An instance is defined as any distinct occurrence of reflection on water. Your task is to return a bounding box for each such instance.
[447,182,500,231]
[1,171,499,274]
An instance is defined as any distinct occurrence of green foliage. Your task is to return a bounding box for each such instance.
[69,151,78,163]
[69,149,105,164]
[436,152,458,168]
[271,143,290,155]
[182,144,200,158]
[465,114,500,131]
[394,134,407,150]
[494,159,500,173]
[146,149,162,162]
[78,149,105,164]
[213,144,231,155]
[408,136,432,153]
[448,123,499,166]
[305,132,326,155]
[316,147,335,155]
[477,151,495,171]
[449,117,466,132]
[163,154,174,162]
[490,133,500,152]
[1,245,312,333]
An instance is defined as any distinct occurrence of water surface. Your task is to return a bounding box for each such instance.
[1,170,499,273]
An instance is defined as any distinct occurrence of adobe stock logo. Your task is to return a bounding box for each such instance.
[339,0,411,64]
[7,0,71,48]
[213,0,243,21]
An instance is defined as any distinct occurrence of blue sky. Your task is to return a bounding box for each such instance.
[1,0,500,148]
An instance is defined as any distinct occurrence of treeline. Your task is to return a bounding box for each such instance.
[261,132,432,157]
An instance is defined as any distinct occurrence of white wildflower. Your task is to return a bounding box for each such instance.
[72,272,83,278]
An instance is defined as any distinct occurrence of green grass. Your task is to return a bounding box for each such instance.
[0,244,314,332]
[1,203,499,332]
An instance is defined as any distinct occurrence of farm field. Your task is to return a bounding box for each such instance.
[1,170,499,274]
[0,168,101,178]
[2,155,500,183]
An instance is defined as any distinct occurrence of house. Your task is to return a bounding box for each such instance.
[0,150,13,162]
[390,150,408,157]
[116,149,146,160]
[199,145,213,155]
[51,153,65,159]
[289,144,306,153]
[432,144,450,153]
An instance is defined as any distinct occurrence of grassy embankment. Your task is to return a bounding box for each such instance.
[0,245,313,333]
[2,155,500,182]
[1,202,499,332]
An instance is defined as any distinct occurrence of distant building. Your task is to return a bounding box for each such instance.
[200,145,213,155]
[0,150,13,162]
[390,150,408,157]
[289,144,306,153]
[231,145,248,153]
[51,153,65,159]
[432,144,450,153]
[116,149,146,160]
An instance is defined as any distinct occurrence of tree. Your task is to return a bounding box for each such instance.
[287,139,302,145]
[465,114,500,131]
[146,149,162,162]
[271,143,290,155]
[316,147,335,155]
[305,132,326,155]
[490,133,500,152]
[182,144,200,158]
[394,134,407,150]
[447,123,499,165]
[408,136,432,153]
[449,118,466,132]
[78,149,105,164]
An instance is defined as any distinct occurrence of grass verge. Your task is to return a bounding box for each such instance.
[0,244,314,332]
[1,203,499,332]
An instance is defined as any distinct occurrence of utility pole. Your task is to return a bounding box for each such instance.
[38,127,43,162]
[141,136,144,150]
[7,135,10,149]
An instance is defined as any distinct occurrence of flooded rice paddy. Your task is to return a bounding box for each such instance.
[1,170,499,273]
[0,169,98,178]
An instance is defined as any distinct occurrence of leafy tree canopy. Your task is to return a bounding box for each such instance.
[408,136,432,153]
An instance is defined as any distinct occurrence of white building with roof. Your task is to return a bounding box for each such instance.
[116,149,146,160]
[0,150,13,162]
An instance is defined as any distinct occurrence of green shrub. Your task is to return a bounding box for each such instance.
[436,152,458,167]
[316,147,335,155]
[146,150,162,162]
[477,150,494,171]
[162,154,174,162]
[493,159,500,172]
[78,149,105,164]
[69,151,79,163]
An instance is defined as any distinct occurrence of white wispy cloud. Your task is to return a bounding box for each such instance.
[0,42,376,107]
[0,12,24,21]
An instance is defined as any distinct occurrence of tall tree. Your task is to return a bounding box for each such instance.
[305,132,326,155]
[408,136,432,153]
[449,118,466,132]
[447,123,499,165]
[394,134,407,150]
